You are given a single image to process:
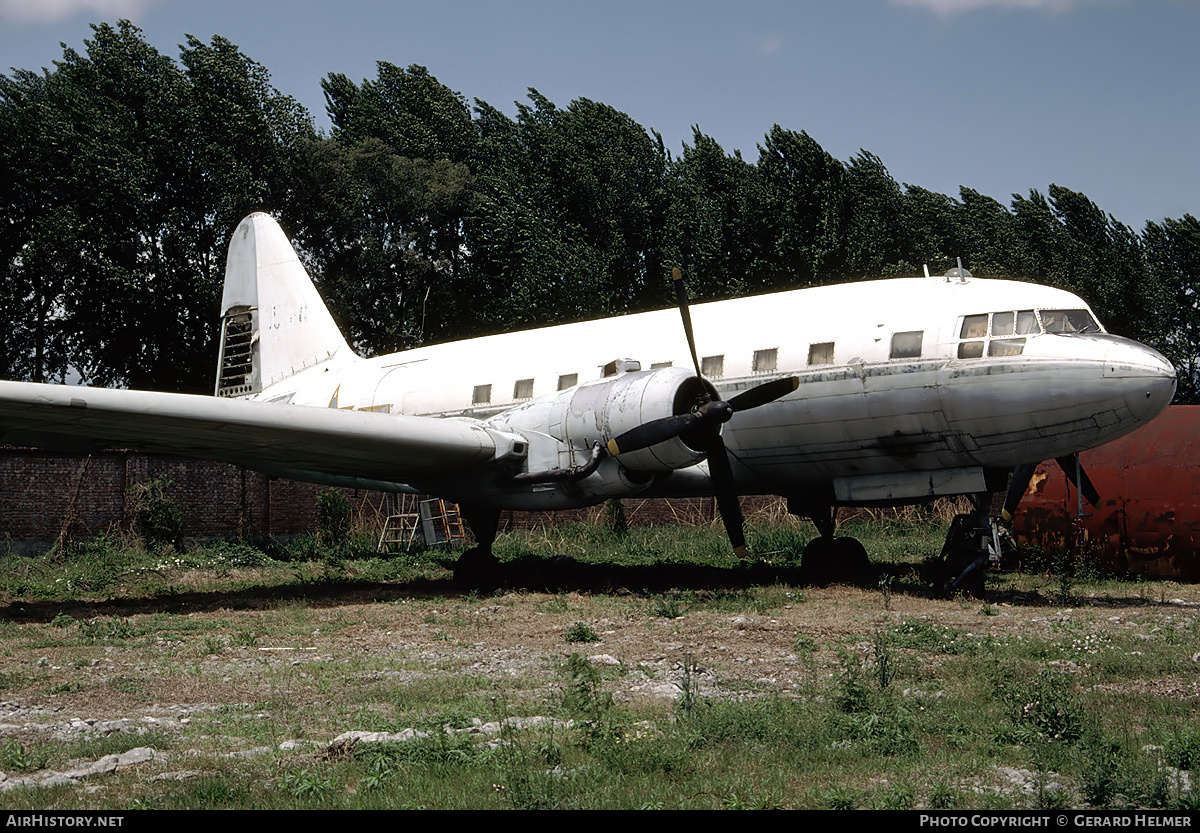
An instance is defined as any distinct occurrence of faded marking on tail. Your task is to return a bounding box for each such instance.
[215,213,351,397]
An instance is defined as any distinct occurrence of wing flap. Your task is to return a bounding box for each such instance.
[0,381,496,486]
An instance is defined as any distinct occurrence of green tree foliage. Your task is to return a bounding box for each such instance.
[753,126,848,288]
[324,63,477,164]
[899,185,961,275]
[0,21,313,392]
[288,136,475,354]
[293,64,477,353]
[843,150,906,278]
[662,128,760,300]
[466,91,669,330]
[1144,215,1200,401]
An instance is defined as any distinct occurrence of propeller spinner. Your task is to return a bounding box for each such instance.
[607,268,798,556]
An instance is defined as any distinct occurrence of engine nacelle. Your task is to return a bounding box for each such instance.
[562,366,715,472]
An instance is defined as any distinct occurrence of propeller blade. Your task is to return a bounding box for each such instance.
[607,400,732,456]
[1002,462,1039,522]
[673,267,703,379]
[727,376,799,412]
[705,433,747,557]
[1055,455,1100,508]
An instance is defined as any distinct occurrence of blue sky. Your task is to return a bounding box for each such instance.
[1,0,1197,230]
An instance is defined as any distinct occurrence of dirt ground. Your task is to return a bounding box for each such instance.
[4,574,1199,730]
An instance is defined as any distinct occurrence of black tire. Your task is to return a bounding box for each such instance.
[801,536,869,585]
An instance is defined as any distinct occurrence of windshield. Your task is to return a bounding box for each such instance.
[1040,309,1100,334]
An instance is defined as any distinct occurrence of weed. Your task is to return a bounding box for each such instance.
[126,477,185,551]
[793,634,818,658]
[831,648,919,756]
[316,487,352,550]
[890,619,974,655]
[823,786,859,809]
[676,653,700,714]
[604,498,628,537]
[78,617,137,643]
[231,629,259,647]
[1165,728,1200,771]
[650,595,683,619]
[878,573,894,610]
[275,769,337,802]
[2,739,48,772]
[565,622,599,643]
[993,667,1084,747]
[875,782,917,809]
[928,781,961,809]
[873,629,894,690]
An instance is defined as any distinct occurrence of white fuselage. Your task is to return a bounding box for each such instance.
[249,276,1176,507]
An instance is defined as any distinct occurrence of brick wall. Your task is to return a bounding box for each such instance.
[0,447,795,553]
[0,447,330,552]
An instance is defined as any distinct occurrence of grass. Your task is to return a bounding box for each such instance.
[0,513,1196,809]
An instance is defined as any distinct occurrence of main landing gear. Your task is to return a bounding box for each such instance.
[452,506,501,590]
[787,497,869,585]
[789,491,1013,596]
[936,492,1015,598]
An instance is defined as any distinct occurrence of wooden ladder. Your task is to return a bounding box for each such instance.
[377,493,422,553]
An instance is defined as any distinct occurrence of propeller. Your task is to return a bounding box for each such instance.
[607,267,799,557]
[1002,453,1100,523]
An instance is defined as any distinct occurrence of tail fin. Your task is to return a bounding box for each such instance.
[215,213,351,397]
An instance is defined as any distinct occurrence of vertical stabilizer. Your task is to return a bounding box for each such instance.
[215,213,351,397]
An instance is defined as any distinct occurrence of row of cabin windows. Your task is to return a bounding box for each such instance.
[468,336,926,404]
[468,309,1095,405]
[473,374,576,405]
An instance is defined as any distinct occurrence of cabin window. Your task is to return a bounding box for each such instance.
[557,373,578,391]
[958,341,984,359]
[1017,310,1039,334]
[988,338,1026,357]
[472,384,491,405]
[513,378,534,400]
[890,331,923,359]
[701,355,724,378]
[808,342,835,366]
[650,361,673,369]
[752,348,778,373]
[960,314,988,339]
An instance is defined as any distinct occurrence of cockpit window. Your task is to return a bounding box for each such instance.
[1041,309,1099,334]
[958,310,1037,360]
[992,311,1015,337]
[960,314,988,339]
[988,338,1026,357]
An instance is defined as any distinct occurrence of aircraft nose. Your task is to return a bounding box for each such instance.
[1103,339,1177,422]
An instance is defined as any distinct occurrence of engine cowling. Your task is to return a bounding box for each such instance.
[562,366,716,472]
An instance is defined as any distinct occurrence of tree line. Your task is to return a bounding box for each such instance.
[3,21,1198,401]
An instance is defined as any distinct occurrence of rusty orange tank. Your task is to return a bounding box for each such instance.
[1012,405,1200,580]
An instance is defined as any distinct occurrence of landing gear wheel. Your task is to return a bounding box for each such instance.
[937,513,988,598]
[800,536,868,586]
[452,546,500,592]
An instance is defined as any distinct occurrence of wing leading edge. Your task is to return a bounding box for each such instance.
[0,380,499,491]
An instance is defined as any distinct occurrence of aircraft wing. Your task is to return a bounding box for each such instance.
[0,380,498,489]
